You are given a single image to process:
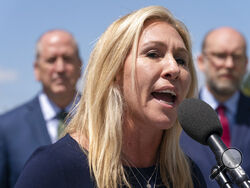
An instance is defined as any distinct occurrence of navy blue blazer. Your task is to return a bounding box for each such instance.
[0,96,52,188]
[180,92,250,188]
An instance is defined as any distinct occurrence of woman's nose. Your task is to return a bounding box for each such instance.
[161,55,180,80]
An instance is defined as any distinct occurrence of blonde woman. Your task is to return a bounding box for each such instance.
[16,5,206,188]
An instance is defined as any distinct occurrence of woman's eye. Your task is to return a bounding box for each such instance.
[146,51,160,59]
[175,58,187,66]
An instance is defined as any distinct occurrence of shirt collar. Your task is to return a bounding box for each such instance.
[200,86,239,115]
[224,91,239,116]
[39,92,73,121]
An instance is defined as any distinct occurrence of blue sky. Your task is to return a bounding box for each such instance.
[1,0,250,114]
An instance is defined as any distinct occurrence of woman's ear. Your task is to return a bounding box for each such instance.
[114,69,123,84]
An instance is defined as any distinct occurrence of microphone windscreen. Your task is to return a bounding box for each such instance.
[178,98,223,145]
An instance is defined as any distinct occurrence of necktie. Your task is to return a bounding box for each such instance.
[216,104,231,147]
[56,110,68,139]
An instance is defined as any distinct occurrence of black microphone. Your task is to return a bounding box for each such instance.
[178,98,250,188]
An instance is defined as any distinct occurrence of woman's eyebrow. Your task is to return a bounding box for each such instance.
[141,41,166,49]
[141,41,188,51]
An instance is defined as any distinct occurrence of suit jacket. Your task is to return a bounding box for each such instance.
[0,96,52,188]
[180,92,250,188]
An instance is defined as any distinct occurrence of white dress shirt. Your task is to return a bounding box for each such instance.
[38,92,72,143]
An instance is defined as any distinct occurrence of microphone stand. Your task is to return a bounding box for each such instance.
[207,135,250,188]
[210,165,233,188]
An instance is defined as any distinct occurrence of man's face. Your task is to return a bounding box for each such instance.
[198,29,247,99]
[34,32,82,97]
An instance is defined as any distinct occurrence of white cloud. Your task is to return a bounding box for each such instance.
[0,67,18,83]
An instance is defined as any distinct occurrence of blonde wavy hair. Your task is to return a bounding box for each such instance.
[66,5,197,188]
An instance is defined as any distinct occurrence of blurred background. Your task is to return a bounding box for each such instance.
[1,0,250,114]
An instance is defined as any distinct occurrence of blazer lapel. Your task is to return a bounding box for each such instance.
[26,96,51,145]
[235,92,250,126]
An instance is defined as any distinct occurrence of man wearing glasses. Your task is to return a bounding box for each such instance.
[181,27,250,188]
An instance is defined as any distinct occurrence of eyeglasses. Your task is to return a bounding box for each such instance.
[203,51,246,64]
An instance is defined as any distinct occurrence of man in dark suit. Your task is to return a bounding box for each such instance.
[0,30,82,188]
[180,27,250,188]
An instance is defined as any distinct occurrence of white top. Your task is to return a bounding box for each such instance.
[38,92,73,143]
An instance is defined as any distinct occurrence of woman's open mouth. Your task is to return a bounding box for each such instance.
[151,89,176,105]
